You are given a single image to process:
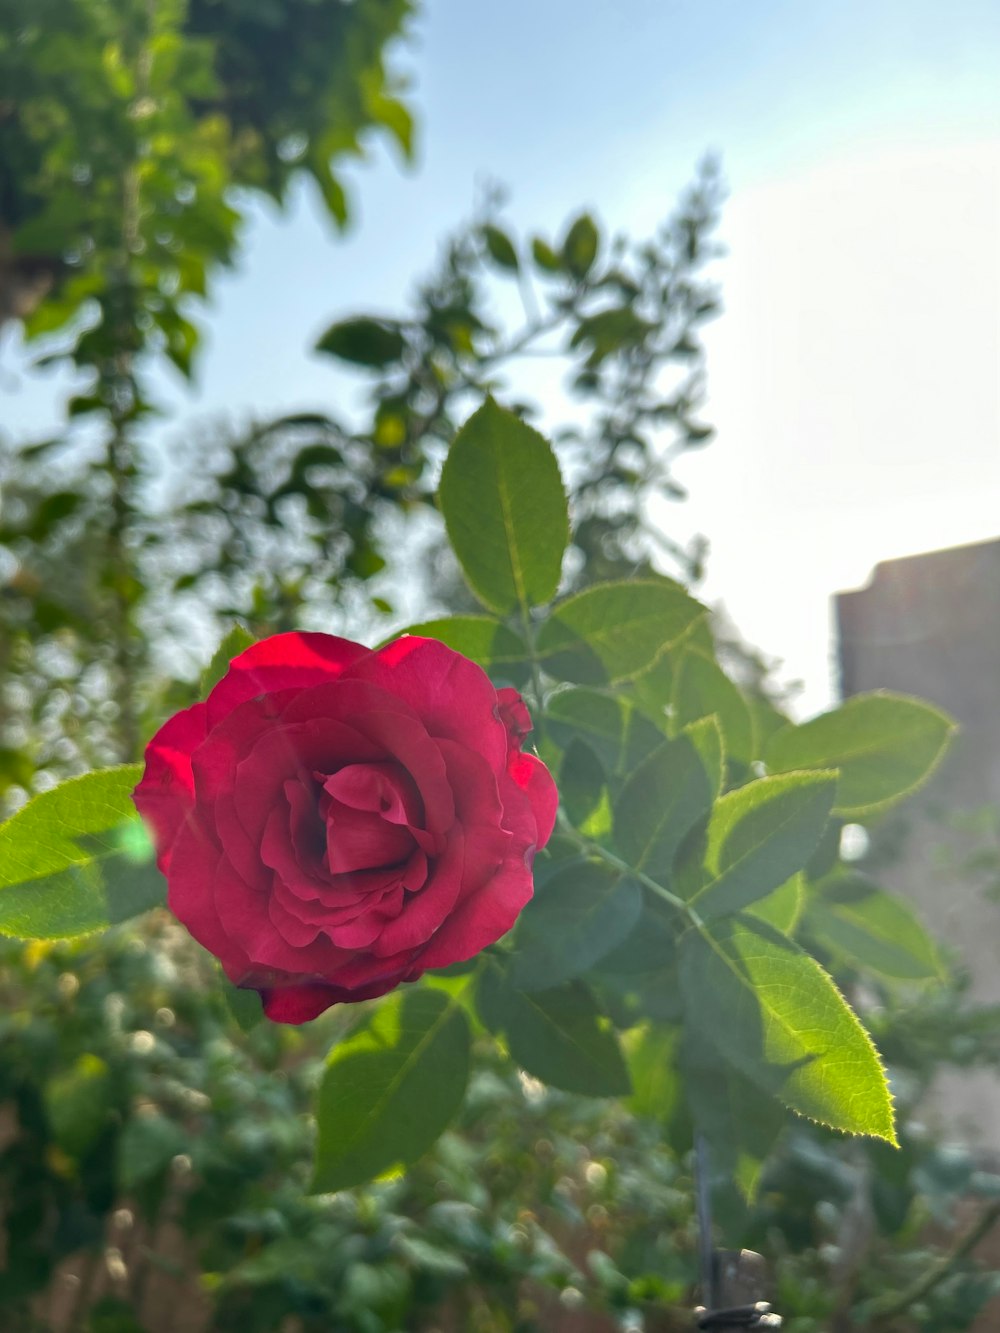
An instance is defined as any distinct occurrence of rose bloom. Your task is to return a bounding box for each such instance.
[133,633,557,1022]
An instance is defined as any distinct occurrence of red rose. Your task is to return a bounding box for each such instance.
[133,633,557,1023]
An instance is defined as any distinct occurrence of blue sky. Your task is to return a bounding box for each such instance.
[4,0,1000,712]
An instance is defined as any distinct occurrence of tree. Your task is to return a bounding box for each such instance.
[0,0,414,787]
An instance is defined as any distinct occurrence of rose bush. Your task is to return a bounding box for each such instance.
[132,631,557,1022]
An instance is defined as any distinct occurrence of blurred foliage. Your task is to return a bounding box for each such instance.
[0,0,413,774]
[1,921,1000,1330]
[1,160,722,797]
[310,170,721,589]
[0,0,413,336]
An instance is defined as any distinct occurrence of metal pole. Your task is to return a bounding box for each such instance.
[692,1133,782,1330]
[694,1132,717,1310]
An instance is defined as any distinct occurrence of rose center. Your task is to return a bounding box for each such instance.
[315,761,423,876]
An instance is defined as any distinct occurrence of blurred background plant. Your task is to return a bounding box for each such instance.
[2,2,1000,1331]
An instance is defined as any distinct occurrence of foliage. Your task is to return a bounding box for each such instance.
[0,399,958,1199]
[311,167,722,590]
[0,163,722,800]
[0,0,413,781]
[0,0,413,339]
[0,910,999,1330]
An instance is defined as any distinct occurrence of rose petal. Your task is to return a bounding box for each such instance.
[496,687,533,748]
[321,764,418,874]
[168,817,250,975]
[260,975,400,1024]
[323,803,415,875]
[133,702,208,868]
[366,823,505,958]
[267,884,323,948]
[285,778,326,872]
[206,631,370,727]
[415,847,535,970]
[348,637,508,769]
[214,863,341,973]
[283,685,457,841]
[320,760,421,824]
[507,750,558,849]
[435,739,505,830]
[209,718,378,887]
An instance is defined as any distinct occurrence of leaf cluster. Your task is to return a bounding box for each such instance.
[0,402,959,1219]
[0,0,414,361]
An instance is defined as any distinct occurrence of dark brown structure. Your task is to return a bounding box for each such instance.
[838,537,1000,809]
[836,536,1000,1149]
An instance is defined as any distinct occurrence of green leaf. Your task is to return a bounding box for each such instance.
[118,1111,186,1190]
[671,647,755,765]
[531,237,562,272]
[438,399,569,617]
[806,815,843,880]
[558,740,607,827]
[45,1054,111,1158]
[536,579,706,685]
[0,767,164,938]
[477,963,630,1096]
[679,916,896,1142]
[482,223,519,270]
[312,988,470,1192]
[315,316,406,368]
[201,623,256,695]
[627,1024,681,1124]
[562,212,600,277]
[613,720,722,882]
[545,688,664,777]
[222,977,265,1032]
[747,873,805,935]
[806,874,944,981]
[692,771,838,921]
[627,618,714,722]
[593,900,678,976]
[390,616,529,686]
[511,861,642,991]
[570,308,654,367]
[765,692,956,818]
[748,695,792,751]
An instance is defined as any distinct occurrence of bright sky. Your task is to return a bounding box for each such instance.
[3,0,999,717]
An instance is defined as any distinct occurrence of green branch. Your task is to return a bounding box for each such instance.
[554,808,703,926]
[869,1197,1000,1324]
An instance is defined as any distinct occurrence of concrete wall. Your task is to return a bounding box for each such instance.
[836,537,1000,1150]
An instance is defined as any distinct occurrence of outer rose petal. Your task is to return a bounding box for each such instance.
[416,848,535,971]
[507,750,558,848]
[260,975,401,1023]
[132,702,208,869]
[206,631,369,727]
[168,818,250,976]
[496,687,532,748]
[347,637,508,769]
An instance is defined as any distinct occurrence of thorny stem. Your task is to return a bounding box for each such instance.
[518,614,548,732]
[554,808,704,927]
